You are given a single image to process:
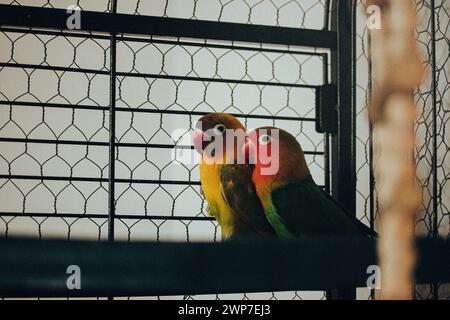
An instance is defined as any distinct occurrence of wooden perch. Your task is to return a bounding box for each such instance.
[366,0,423,299]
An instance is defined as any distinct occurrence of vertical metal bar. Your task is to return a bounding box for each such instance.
[108,0,118,243]
[430,0,439,300]
[324,133,330,193]
[323,52,331,193]
[107,0,118,301]
[323,0,331,31]
[367,21,375,238]
[327,0,357,300]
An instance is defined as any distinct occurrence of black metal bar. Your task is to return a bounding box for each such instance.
[0,137,192,150]
[115,72,319,89]
[0,63,109,75]
[0,100,318,122]
[315,84,338,134]
[0,138,325,156]
[0,100,109,111]
[0,237,448,297]
[0,175,201,185]
[0,27,112,40]
[322,51,331,194]
[115,108,317,123]
[0,5,337,49]
[1,62,321,89]
[324,0,331,31]
[0,174,107,183]
[108,0,118,246]
[430,0,439,300]
[116,37,326,56]
[0,212,215,221]
[0,176,326,189]
[0,137,109,147]
[367,19,376,301]
[367,28,375,234]
[0,237,375,296]
[327,0,357,300]
[430,0,439,244]
[107,2,117,299]
[0,26,327,57]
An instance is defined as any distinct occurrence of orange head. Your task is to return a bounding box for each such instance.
[194,113,246,163]
[244,127,310,188]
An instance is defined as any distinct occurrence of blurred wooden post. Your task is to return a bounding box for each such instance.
[366,0,423,299]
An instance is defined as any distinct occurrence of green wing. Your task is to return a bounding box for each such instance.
[220,164,276,238]
[270,175,375,238]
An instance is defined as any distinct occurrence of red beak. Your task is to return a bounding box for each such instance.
[193,129,207,154]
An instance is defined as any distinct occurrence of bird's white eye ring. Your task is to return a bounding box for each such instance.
[213,123,226,135]
[259,134,271,145]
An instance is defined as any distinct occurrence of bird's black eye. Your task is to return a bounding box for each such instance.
[259,134,271,145]
[213,123,226,135]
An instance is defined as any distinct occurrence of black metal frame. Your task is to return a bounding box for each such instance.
[0,0,364,298]
[328,0,357,300]
[0,237,448,297]
[0,5,337,49]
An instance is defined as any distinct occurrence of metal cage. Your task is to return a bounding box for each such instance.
[0,0,448,299]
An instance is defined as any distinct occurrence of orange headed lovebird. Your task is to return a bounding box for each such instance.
[193,113,275,240]
[243,126,376,239]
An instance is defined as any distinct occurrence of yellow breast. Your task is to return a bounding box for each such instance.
[199,161,234,237]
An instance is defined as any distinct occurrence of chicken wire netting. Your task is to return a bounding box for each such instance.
[354,0,450,300]
[414,0,449,300]
[0,0,331,300]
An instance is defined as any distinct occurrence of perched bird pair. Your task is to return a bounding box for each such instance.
[194,113,374,240]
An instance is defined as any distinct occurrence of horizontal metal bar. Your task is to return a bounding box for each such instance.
[0,26,112,39]
[0,237,448,297]
[1,62,319,89]
[0,5,337,49]
[115,108,318,122]
[0,212,215,221]
[0,27,327,57]
[0,101,318,122]
[0,137,194,150]
[0,138,325,155]
[116,71,318,89]
[0,137,109,147]
[0,175,326,189]
[0,174,107,183]
[117,37,327,56]
[0,100,109,111]
[0,63,109,75]
[0,175,201,185]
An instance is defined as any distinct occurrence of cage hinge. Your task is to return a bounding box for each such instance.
[315,84,337,134]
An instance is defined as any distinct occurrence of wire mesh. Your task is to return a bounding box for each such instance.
[0,0,331,300]
[414,0,450,300]
[353,0,449,300]
[353,0,375,300]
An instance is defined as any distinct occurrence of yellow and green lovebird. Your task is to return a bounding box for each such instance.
[193,113,275,240]
[243,126,375,239]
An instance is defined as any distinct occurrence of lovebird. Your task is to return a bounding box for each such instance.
[193,113,275,240]
[243,126,376,239]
